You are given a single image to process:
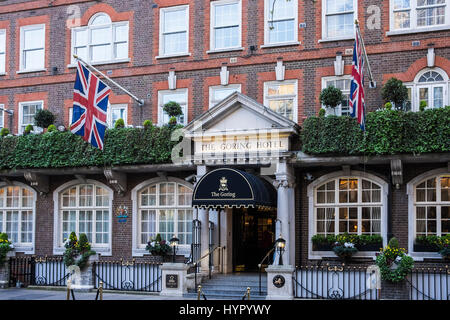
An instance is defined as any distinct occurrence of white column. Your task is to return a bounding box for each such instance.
[198,208,210,273]
[274,161,296,266]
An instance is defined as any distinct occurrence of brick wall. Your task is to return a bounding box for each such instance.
[0,0,448,133]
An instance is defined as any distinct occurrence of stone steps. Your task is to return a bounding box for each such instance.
[184,273,267,300]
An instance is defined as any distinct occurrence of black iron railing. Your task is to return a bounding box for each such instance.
[408,266,450,300]
[93,259,162,292]
[258,247,274,295]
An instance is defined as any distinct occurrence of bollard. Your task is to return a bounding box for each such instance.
[66,280,71,300]
[247,287,250,300]
[197,285,202,301]
[99,281,103,301]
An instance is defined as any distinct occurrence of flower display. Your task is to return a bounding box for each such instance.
[0,233,13,265]
[63,232,96,270]
[145,234,172,256]
[376,238,414,282]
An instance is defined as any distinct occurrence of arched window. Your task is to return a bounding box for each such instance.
[57,182,111,249]
[136,180,193,249]
[0,183,35,249]
[71,12,129,64]
[413,174,449,238]
[405,68,449,111]
[313,177,383,236]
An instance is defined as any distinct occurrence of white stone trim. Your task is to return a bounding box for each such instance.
[406,167,450,261]
[52,179,113,256]
[131,177,194,257]
[0,181,36,255]
[307,170,389,260]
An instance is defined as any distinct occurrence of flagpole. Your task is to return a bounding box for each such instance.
[354,20,376,88]
[73,54,144,106]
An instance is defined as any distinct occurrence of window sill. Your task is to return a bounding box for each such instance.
[206,47,245,54]
[53,246,112,256]
[16,68,47,74]
[409,252,443,261]
[133,247,190,257]
[67,58,131,68]
[155,53,191,59]
[260,41,301,49]
[12,246,34,255]
[318,37,354,43]
[386,25,450,36]
[309,251,377,260]
[0,72,7,76]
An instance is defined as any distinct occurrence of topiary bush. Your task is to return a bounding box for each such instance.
[163,101,183,118]
[381,78,408,110]
[47,124,57,132]
[0,128,9,137]
[24,124,34,135]
[34,109,55,129]
[143,120,152,129]
[114,118,125,129]
[319,86,343,114]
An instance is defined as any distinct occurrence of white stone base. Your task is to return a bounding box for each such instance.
[159,263,189,297]
[265,265,295,300]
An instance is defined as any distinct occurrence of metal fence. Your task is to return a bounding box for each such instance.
[294,265,379,300]
[408,267,450,300]
[9,256,69,287]
[93,260,162,292]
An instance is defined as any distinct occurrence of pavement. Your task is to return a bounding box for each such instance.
[0,287,196,300]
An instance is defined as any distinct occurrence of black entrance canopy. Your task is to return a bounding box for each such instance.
[191,168,277,210]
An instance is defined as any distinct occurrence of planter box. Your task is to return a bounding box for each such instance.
[312,243,333,251]
[413,243,440,252]
[356,243,383,251]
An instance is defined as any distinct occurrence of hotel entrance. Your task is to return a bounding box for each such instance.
[232,207,276,272]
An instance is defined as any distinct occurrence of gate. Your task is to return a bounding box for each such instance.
[9,256,35,287]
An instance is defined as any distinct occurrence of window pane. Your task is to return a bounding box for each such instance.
[433,87,443,109]
[0,53,5,74]
[326,0,354,13]
[24,49,44,70]
[91,44,111,62]
[114,42,128,59]
[91,27,111,45]
[23,28,44,50]
[74,29,88,46]
[269,0,295,20]
[441,177,450,201]
[163,32,187,54]
[394,11,411,29]
[214,26,239,49]
[326,13,354,38]
[214,3,240,27]
[114,25,128,42]
[164,9,187,33]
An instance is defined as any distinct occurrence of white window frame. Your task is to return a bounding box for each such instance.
[157,88,188,126]
[209,84,241,108]
[0,181,36,254]
[403,67,449,111]
[388,0,450,35]
[53,180,113,256]
[209,0,243,52]
[158,5,190,58]
[107,103,128,128]
[19,24,45,72]
[131,177,194,257]
[0,29,6,74]
[307,171,388,260]
[263,79,298,123]
[321,0,357,41]
[18,100,43,134]
[321,75,352,116]
[70,13,130,66]
[263,0,299,47]
[407,168,450,260]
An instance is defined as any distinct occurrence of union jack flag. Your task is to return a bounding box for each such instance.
[70,61,111,150]
[350,28,366,131]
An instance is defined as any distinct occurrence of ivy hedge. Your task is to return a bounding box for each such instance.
[0,108,449,171]
[301,106,450,155]
[0,125,182,170]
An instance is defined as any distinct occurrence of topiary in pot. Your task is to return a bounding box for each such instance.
[319,86,343,115]
[318,108,326,117]
[143,119,152,129]
[24,124,34,135]
[381,78,408,110]
[419,100,427,112]
[114,118,125,129]
[163,101,183,119]
[47,124,57,132]
[34,109,55,129]
[0,128,9,137]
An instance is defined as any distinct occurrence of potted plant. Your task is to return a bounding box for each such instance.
[319,86,343,116]
[376,238,413,283]
[146,234,172,261]
[332,241,358,261]
[414,235,440,252]
[34,109,55,130]
[381,77,408,111]
[163,101,183,125]
[0,233,13,266]
[311,234,335,251]
[114,118,125,129]
[357,234,383,251]
[24,124,34,135]
[63,232,96,271]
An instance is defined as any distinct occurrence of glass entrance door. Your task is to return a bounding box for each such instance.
[232,207,276,272]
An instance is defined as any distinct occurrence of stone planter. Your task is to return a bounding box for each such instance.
[0,251,15,289]
[68,253,98,292]
[380,280,410,300]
